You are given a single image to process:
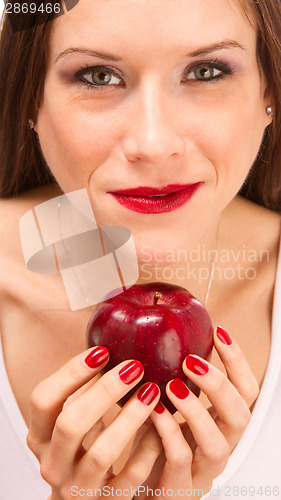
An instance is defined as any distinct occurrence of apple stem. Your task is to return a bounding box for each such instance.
[153,292,162,305]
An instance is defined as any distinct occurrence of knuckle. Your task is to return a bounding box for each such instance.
[86,446,111,472]
[55,411,81,441]
[40,459,57,486]
[126,463,149,486]
[99,374,120,402]
[65,361,86,385]
[26,431,44,458]
[30,385,50,413]
[243,379,260,405]
[26,431,36,451]
[141,434,162,455]
[214,374,229,397]
[234,404,251,430]
[123,407,141,427]
[122,405,151,432]
[169,449,192,468]
[207,440,230,465]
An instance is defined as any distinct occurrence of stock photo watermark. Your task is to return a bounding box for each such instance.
[70,485,205,497]
[4,0,80,32]
[140,244,270,285]
[70,484,280,497]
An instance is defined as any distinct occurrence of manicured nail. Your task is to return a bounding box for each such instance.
[154,401,165,414]
[169,378,190,399]
[216,326,232,345]
[85,346,109,368]
[185,355,209,375]
[138,383,159,406]
[119,360,144,385]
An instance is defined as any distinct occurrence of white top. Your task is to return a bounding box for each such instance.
[203,236,281,498]
[1,245,281,499]
[0,342,52,499]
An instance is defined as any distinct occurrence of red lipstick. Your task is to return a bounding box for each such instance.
[108,183,201,214]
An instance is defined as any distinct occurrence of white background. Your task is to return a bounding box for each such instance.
[0,1,4,17]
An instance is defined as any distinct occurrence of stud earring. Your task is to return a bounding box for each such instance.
[266,106,274,117]
[28,119,35,129]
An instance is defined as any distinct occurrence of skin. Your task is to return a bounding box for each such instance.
[35,0,271,278]
[0,0,280,499]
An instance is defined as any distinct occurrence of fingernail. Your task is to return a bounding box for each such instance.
[169,378,190,399]
[119,360,144,385]
[185,355,209,375]
[154,401,165,414]
[138,382,159,406]
[85,346,109,368]
[216,326,232,345]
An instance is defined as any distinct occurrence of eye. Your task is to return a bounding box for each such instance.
[183,61,233,82]
[74,66,123,88]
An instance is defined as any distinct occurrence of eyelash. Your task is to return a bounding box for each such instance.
[72,60,234,90]
[184,60,234,83]
[73,65,124,90]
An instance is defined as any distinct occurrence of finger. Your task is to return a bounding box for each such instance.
[47,360,145,480]
[214,326,260,406]
[76,383,160,487]
[63,377,97,409]
[28,346,109,445]
[110,423,163,496]
[183,354,252,442]
[149,401,193,490]
[165,379,229,480]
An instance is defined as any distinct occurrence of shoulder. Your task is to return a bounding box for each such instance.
[0,184,63,309]
[222,195,281,253]
[220,195,281,299]
[0,184,62,260]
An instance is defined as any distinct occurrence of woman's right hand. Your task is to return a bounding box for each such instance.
[26,347,162,500]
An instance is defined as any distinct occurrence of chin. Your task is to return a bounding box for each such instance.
[134,233,183,267]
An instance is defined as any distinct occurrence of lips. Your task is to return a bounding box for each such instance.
[108,183,201,214]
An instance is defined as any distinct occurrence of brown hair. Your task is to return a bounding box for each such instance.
[0,0,281,211]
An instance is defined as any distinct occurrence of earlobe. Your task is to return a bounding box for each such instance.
[263,84,274,122]
[28,119,38,133]
[265,105,274,128]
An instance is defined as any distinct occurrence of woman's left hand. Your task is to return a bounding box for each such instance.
[128,326,259,499]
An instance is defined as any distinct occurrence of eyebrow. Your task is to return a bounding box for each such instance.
[55,39,245,64]
[55,48,123,63]
[186,40,245,57]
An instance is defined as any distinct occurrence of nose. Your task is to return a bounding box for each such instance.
[122,84,185,163]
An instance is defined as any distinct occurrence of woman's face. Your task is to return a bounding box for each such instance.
[36,0,272,258]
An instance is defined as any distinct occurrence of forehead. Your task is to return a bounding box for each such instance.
[51,0,257,57]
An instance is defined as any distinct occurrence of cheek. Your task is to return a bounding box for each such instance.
[193,87,266,187]
[36,91,120,192]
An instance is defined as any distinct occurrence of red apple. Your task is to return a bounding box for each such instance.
[87,282,213,413]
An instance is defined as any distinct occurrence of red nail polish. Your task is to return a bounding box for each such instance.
[85,346,109,368]
[119,360,144,385]
[185,355,209,375]
[138,383,159,406]
[216,326,232,345]
[154,401,165,414]
[169,378,190,399]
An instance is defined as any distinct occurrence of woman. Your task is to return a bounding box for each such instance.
[0,0,281,498]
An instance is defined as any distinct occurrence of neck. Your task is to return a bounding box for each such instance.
[137,214,221,305]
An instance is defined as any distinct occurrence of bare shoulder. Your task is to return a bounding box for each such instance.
[0,184,62,259]
[219,195,281,304]
[223,195,281,252]
[0,184,63,309]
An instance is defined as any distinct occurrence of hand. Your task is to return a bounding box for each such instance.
[135,326,259,499]
[26,347,163,500]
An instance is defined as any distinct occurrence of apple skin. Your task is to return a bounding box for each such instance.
[87,282,213,413]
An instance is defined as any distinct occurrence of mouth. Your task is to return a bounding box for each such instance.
[108,183,202,214]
